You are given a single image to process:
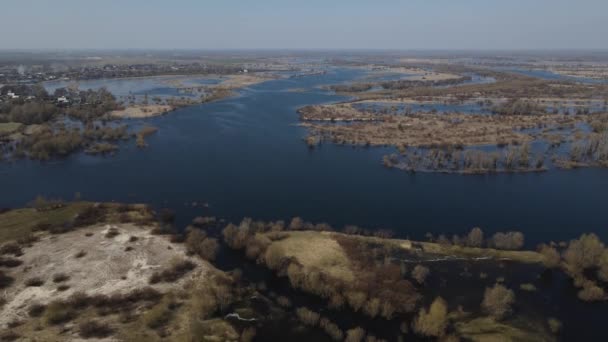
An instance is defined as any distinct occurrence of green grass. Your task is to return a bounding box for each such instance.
[0,202,91,243]
[0,122,23,136]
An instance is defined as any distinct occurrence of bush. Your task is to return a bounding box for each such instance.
[28,303,46,317]
[547,318,562,334]
[276,296,291,308]
[73,205,106,228]
[25,277,44,287]
[52,273,70,283]
[563,233,605,274]
[79,320,113,338]
[467,227,484,247]
[345,327,366,342]
[185,228,219,261]
[599,250,608,282]
[538,244,561,268]
[57,284,70,292]
[240,327,256,342]
[320,317,344,340]
[0,242,22,256]
[0,257,22,268]
[413,297,448,337]
[149,259,196,284]
[0,331,19,342]
[412,265,430,284]
[143,295,176,329]
[0,271,14,289]
[74,250,87,258]
[44,301,75,325]
[105,227,120,238]
[482,284,515,320]
[578,283,605,302]
[491,232,524,250]
[296,307,320,326]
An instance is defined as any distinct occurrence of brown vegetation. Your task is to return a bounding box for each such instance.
[481,284,515,320]
[413,297,448,337]
[149,259,196,284]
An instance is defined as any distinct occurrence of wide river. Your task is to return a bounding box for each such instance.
[1,68,607,246]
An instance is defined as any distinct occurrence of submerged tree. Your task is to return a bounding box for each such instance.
[413,297,448,337]
[482,284,515,320]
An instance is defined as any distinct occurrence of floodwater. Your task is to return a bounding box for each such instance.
[2,68,608,247]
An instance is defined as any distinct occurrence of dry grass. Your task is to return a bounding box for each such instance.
[302,111,580,148]
[109,105,173,119]
[454,317,554,342]
[264,231,354,282]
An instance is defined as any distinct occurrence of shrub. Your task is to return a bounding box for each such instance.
[413,297,448,337]
[149,259,196,284]
[296,307,320,326]
[491,232,524,250]
[52,273,70,283]
[467,227,484,247]
[28,303,46,317]
[547,318,562,334]
[44,301,75,325]
[143,295,177,329]
[482,284,515,320]
[0,257,22,268]
[79,320,113,338]
[105,227,120,238]
[0,242,22,256]
[538,244,561,268]
[345,327,366,342]
[74,250,87,258]
[412,265,430,284]
[320,317,344,341]
[240,327,257,342]
[0,271,14,289]
[0,331,19,342]
[599,250,608,282]
[57,284,70,292]
[68,292,91,309]
[276,296,291,308]
[563,233,605,273]
[578,283,605,302]
[73,205,106,228]
[185,228,219,261]
[25,277,44,287]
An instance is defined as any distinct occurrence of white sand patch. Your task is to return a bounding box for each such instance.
[0,223,207,328]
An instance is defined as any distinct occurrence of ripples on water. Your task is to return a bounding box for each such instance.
[2,68,607,247]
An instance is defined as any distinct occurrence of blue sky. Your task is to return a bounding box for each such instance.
[1,0,606,50]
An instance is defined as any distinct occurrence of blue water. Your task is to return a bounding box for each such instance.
[3,68,608,246]
[495,67,608,84]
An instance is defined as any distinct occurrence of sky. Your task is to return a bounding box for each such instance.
[1,0,607,50]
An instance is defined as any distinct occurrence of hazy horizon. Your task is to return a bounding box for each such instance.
[1,0,607,50]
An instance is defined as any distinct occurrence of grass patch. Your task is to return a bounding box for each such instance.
[264,231,354,282]
[149,259,196,284]
[0,202,91,244]
[0,122,23,136]
[455,316,553,342]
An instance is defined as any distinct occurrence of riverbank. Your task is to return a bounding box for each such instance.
[0,202,251,341]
